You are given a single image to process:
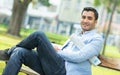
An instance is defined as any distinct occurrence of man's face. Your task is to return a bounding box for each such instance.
[80,11,97,32]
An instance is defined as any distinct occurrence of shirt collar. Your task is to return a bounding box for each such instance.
[80,29,96,35]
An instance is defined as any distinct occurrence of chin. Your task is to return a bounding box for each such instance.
[82,29,89,31]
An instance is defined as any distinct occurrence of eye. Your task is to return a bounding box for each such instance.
[88,16,93,20]
[82,16,86,19]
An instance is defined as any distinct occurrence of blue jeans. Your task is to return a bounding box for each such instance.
[2,31,66,75]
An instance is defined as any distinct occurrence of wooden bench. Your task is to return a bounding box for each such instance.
[20,66,40,75]
[20,55,120,75]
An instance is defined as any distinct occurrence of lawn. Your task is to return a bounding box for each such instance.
[0,24,120,75]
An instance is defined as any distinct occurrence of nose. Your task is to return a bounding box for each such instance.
[83,18,88,22]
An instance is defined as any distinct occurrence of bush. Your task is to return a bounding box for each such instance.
[45,32,68,45]
[0,23,68,45]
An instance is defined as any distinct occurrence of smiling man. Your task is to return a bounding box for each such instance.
[0,7,103,75]
[81,7,98,32]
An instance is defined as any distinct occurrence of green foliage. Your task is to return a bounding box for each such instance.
[38,0,51,6]
[93,0,101,6]
[94,0,120,13]
[19,0,50,6]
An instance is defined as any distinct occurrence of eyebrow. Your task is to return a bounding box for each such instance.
[82,15,93,18]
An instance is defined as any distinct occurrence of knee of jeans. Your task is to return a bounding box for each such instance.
[33,31,45,37]
[12,47,30,57]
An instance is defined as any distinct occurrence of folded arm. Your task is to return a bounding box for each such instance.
[57,37,103,63]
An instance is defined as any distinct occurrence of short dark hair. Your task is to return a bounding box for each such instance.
[81,7,98,20]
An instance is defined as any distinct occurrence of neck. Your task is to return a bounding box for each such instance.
[81,29,94,34]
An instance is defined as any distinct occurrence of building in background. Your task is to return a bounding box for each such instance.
[0,0,120,37]
[57,0,95,35]
[24,2,59,32]
[0,0,13,24]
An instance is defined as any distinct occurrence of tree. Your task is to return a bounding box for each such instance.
[102,0,118,55]
[7,0,50,36]
[94,0,120,55]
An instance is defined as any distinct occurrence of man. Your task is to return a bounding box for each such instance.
[0,7,103,75]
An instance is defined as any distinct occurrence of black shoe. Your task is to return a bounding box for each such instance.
[0,49,9,61]
[7,46,16,55]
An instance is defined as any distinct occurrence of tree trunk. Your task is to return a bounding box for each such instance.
[7,0,31,36]
[102,0,118,54]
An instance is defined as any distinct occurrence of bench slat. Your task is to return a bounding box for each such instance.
[20,67,40,75]
[99,55,120,71]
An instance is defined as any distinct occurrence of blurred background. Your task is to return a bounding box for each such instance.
[0,0,120,75]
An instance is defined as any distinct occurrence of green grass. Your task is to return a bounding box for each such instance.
[0,24,120,75]
[92,66,120,75]
[102,46,120,58]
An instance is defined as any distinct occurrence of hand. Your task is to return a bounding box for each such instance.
[52,44,61,51]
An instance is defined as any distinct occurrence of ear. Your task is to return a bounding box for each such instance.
[95,20,97,24]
